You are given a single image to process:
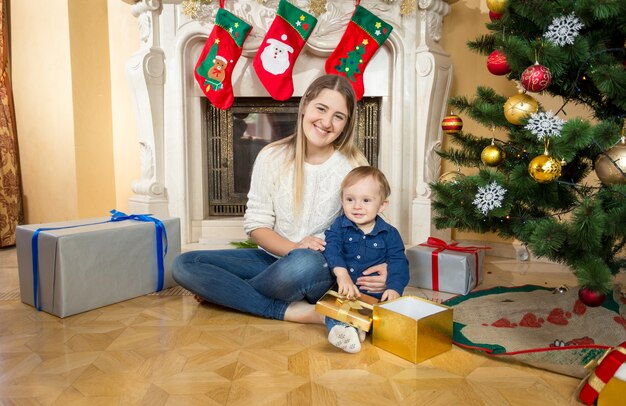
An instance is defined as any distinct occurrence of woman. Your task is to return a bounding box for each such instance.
[172,74,388,324]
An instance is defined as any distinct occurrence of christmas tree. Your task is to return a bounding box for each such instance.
[431,0,626,299]
[335,40,367,82]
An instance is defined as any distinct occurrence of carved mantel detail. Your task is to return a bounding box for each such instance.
[125,0,168,215]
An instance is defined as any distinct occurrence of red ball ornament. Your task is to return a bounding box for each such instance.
[489,11,502,21]
[578,287,607,307]
[521,62,552,92]
[487,50,511,76]
[441,114,463,135]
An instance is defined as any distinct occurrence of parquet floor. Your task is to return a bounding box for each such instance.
[0,245,610,405]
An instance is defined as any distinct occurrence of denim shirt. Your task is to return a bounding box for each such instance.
[323,214,409,298]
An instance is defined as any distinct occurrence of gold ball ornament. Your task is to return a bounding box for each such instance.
[504,93,539,125]
[439,171,465,184]
[594,137,626,185]
[441,114,463,135]
[528,153,562,183]
[486,0,507,14]
[481,143,506,167]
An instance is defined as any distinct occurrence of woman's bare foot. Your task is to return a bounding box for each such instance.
[194,295,207,305]
[283,301,324,324]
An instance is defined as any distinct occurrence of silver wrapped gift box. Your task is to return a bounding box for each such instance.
[406,237,488,295]
[16,214,181,318]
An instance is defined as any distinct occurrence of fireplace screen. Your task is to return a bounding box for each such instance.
[206,97,380,216]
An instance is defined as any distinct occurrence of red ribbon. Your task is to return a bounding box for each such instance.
[418,237,490,291]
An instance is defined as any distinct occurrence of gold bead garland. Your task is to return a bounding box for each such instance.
[181,0,419,19]
[181,0,200,19]
[400,0,416,16]
[308,0,327,17]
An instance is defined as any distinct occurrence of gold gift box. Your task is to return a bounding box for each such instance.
[598,377,626,406]
[372,296,452,363]
[315,290,379,331]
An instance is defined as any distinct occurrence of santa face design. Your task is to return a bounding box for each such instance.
[259,35,294,75]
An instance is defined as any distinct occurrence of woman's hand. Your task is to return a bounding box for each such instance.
[296,236,326,252]
[356,263,388,293]
[380,289,400,302]
[250,229,324,256]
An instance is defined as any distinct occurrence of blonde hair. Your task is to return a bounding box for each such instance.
[341,166,391,201]
[264,74,368,209]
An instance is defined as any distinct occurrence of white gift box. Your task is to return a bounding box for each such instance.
[16,215,180,318]
[406,237,488,295]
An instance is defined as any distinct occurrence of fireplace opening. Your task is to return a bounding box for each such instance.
[205,97,381,216]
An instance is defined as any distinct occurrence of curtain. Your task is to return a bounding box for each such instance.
[0,0,22,247]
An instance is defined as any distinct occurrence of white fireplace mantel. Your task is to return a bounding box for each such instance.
[124,0,454,246]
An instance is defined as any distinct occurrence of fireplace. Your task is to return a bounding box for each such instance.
[124,0,454,246]
[205,97,380,217]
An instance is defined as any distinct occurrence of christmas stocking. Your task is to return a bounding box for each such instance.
[325,5,392,100]
[194,4,252,110]
[253,0,317,100]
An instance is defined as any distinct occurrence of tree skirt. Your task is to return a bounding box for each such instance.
[443,285,626,378]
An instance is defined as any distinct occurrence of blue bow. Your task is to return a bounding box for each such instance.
[31,210,168,311]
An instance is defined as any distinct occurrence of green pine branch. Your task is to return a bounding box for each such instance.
[431,0,626,293]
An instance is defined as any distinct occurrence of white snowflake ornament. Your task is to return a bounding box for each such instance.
[473,181,507,215]
[544,13,584,47]
[525,110,565,141]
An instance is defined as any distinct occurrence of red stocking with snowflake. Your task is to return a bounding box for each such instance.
[253,0,317,101]
[325,2,392,100]
[194,1,252,110]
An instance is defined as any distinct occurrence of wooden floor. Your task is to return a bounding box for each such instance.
[0,246,600,405]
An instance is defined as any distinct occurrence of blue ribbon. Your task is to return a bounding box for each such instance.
[109,210,168,293]
[31,210,168,311]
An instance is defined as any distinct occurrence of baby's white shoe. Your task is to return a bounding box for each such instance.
[357,328,367,343]
[328,325,361,353]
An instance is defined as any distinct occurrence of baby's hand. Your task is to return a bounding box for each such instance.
[336,274,361,300]
[380,289,400,302]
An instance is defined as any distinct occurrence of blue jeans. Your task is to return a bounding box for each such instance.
[172,248,334,320]
[325,316,351,332]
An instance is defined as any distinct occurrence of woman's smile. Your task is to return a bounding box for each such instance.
[302,88,348,161]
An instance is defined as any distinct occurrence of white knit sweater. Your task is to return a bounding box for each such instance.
[244,146,354,244]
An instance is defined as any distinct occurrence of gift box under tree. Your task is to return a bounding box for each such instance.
[579,341,626,406]
[406,237,489,295]
[16,211,181,318]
